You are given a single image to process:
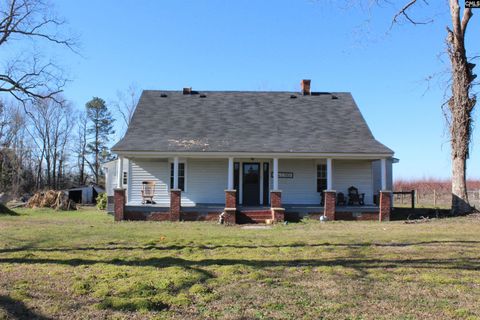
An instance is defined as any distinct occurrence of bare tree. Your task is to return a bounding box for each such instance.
[389,0,476,214]
[0,99,35,195]
[0,0,76,103]
[445,2,476,214]
[113,83,140,136]
[75,112,88,185]
[25,96,72,189]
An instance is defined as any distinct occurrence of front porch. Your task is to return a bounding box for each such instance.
[112,155,392,223]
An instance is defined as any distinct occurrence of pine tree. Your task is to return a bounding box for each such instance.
[85,97,115,184]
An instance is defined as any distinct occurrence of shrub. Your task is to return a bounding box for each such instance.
[96,192,107,210]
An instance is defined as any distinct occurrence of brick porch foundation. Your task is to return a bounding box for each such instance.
[324,190,336,220]
[379,191,392,221]
[114,188,126,221]
[224,190,237,224]
[270,190,284,222]
[170,189,181,221]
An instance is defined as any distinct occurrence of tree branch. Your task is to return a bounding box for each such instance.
[391,0,433,28]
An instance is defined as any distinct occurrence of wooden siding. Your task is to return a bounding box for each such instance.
[129,159,170,205]
[332,160,374,205]
[372,159,393,194]
[104,159,129,197]
[278,159,320,204]
[124,158,377,206]
[183,159,228,204]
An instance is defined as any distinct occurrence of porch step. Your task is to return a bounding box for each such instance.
[237,210,272,224]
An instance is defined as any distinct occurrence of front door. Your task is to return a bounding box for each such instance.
[243,163,260,206]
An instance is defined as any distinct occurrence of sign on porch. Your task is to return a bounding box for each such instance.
[271,172,294,179]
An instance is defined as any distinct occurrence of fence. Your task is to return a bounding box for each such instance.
[393,189,480,209]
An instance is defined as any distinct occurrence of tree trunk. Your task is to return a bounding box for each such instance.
[447,1,475,215]
[452,155,470,213]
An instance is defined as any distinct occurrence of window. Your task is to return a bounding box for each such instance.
[170,163,185,191]
[123,171,128,185]
[317,164,327,192]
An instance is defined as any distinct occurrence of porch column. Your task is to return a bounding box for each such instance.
[117,156,124,188]
[324,190,336,221]
[326,158,333,190]
[223,157,237,224]
[173,156,179,189]
[270,158,284,222]
[324,158,335,221]
[273,158,279,190]
[114,188,125,221]
[379,190,391,221]
[227,157,234,190]
[380,158,387,190]
[170,189,181,221]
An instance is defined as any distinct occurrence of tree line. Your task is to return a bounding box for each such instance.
[0,0,138,197]
[0,92,136,196]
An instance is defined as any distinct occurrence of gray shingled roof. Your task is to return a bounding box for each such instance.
[112,90,393,155]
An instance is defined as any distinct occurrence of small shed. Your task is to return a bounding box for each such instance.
[67,184,105,204]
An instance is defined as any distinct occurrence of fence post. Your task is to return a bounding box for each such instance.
[411,190,415,209]
[433,189,436,207]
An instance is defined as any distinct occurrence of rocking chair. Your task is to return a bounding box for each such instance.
[141,181,156,204]
[347,186,365,206]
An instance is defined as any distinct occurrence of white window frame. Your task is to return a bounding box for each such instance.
[169,160,187,192]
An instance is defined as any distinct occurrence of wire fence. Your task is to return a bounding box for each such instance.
[393,190,480,208]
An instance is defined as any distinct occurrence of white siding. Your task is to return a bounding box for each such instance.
[332,160,374,205]
[124,157,376,207]
[184,159,227,204]
[104,159,129,197]
[278,159,320,204]
[372,159,393,193]
[128,159,170,205]
[127,158,226,206]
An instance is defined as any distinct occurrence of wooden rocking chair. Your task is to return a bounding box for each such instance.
[347,186,365,206]
[141,181,156,204]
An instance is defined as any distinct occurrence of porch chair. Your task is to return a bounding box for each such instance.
[141,181,156,204]
[336,192,347,206]
[347,186,365,206]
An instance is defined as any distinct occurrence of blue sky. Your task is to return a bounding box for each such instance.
[54,1,479,180]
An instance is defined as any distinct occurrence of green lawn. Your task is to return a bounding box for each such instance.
[1,208,480,319]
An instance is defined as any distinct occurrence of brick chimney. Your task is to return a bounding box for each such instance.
[301,79,311,95]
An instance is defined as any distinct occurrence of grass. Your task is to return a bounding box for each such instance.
[1,208,480,319]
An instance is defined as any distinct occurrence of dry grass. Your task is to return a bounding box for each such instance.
[1,208,480,319]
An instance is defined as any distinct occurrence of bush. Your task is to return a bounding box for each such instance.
[96,192,107,210]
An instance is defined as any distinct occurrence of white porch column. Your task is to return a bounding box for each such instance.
[273,158,279,190]
[117,156,123,188]
[380,158,387,190]
[173,156,179,189]
[326,158,333,190]
[227,157,234,189]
